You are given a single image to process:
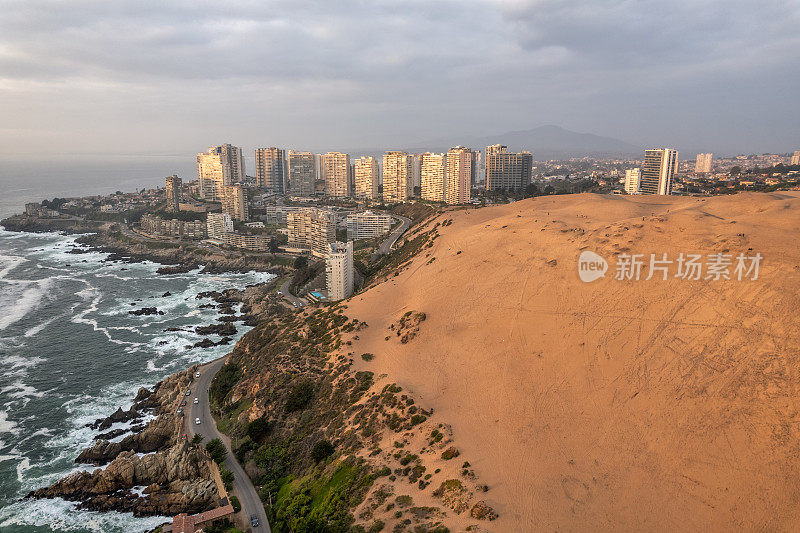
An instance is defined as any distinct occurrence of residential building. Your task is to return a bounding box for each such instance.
[695,153,713,174]
[254,147,286,193]
[263,205,302,225]
[354,156,380,199]
[345,210,392,240]
[165,175,182,211]
[420,152,446,202]
[141,214,206,239]
[624,168,641,194]
[207,213,234,239]
[326,241,354,301]
[288,151,316,196]
[221,184,249,221]
[383,151,412,203]
[322,152,351,198]
[287,208,336,258]
[445,146,473,205]
[485,145,533,190]
[640,148,678,195]
[792,150,800,166]
[219,232,273,252]
[196,144,245,199]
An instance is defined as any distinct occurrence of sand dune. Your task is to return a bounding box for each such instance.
[345,192,800,531]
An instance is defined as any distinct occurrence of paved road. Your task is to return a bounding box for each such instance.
[186,358,271,533]
[372,214,411,261]
[277,278,306,308]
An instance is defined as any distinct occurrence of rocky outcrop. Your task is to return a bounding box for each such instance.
[77,415,179,465]
[195,322,236,336]
[129,307,164,316]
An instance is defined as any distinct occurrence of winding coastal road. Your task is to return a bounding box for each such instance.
[277,278,306,308]
[372,214,411,260]
[186,357,271,533]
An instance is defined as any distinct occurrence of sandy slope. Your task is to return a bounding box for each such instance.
[346,192,800,531]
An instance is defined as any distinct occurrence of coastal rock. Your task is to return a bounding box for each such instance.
[195,322,236,336]
[128,307,164,316]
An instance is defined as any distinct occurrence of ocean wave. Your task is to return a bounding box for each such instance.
[0,409,19,436]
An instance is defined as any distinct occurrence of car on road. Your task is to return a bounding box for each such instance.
[176,408,183,414]
[195,372,200,378]
[193,397,199,404]
[195,417,201,425]
[250,515,260,527]
[180,401,186,407]
[185,390,191,396]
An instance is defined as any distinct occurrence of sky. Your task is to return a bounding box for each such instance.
[1,0,799,158]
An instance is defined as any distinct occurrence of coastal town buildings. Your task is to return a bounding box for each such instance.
[326,241,354,301]
[420,152,445,202]
[288,151,316,196]
[141,214,206,239]
[624,168,641,194]
[322,152,351,198]
[695,153,713,174]
[207,213,234,239]
[287,208,336,258]
[254,147,286,193]
[221,184,249,221]
[445,146,473,205]
[383,151,413,204]
[640,148,678,195]
[345,211,392,240]
[354,157,380,200]
[165,175,182,211]
[485,145,533,191]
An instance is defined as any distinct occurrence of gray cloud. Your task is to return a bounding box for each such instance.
[0,0,798,156]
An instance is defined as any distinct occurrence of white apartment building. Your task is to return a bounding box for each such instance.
[354,157,380,199]
[383,151,413,203]
[624,168,641,194]
[445,146,473,205]
[420,153,445,202]
[326,241,354,301]
[197,144,245,200]
[287,208,336,258]
[791,150,800,166]
[695,153,713,174]
[207,213,234,239]
[322,152,351,198]
[345,210,392,240]
[641,148,678,195]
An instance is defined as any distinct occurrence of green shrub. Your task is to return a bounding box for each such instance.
[285,380,314,412]
[247,417,274,442]
[230,495,241,513]
[220,467,234,491]
[205,438,227,464]
[311,439,335,462]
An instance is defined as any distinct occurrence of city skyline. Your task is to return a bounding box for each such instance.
[1,1,798,158]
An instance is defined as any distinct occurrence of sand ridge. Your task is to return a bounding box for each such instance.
[344,192,800,531]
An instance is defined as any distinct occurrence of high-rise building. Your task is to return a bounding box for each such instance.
[322,152,351,198]
[791,150,800,166]
[420,153,445,202]
[345,211,392,240]
[445,146,473,205]
[287,208,336,258]
[255,147,286,193]
[354,157,380,199]
[624,168,641,194]
[165,175,182,211]
[207,213,234,240]
[288,151,316,196]
[485,145,533,190]
[196,144,245,199]
[382,151,412,204]
[410,153,422,190]
[695,153,713,174]
[640,148,678,195]
[326,241,354,301]
[221,184,249,221]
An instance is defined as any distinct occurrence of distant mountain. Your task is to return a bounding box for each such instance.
[408,125,642,159]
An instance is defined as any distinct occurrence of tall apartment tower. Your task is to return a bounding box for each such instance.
[255,147,286,193]
[640,148,678,195]
[695,153,713,174]
[322,152,351,198]
[326,241,354,301]
[624,168,641,194]
[420,153,445,202]
[485,145,533,190]
[354,157,380,199]
[383,151,413,203]
[791,150,800,165]
[165,175,182,211]
[287,208,336,258]
[196,144,245,199]
[288,151,316,196]
[445,146,473,205]
[221,184,249,221]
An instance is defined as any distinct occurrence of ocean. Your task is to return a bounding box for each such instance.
[0,157,272,532]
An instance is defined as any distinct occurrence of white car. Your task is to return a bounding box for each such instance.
[195,417,201,425]
[193,397,199,404]
[195,372,200,378]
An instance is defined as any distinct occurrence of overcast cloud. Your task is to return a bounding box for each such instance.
[1,0,798,157]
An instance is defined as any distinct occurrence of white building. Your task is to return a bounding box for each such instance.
[287,208,336,258]
[326,241,354,301]
[695,153,713,174]
[420,152,445,202]
[445,146,473,205]
[791,150,800,166]
[354,156,380,200]
[624,168,641,194]
[641,148,678,195]
[207,213,234,239]
[197,144,245,200]
[345,210,392,240]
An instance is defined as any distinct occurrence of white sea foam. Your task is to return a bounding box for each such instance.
[0,409,19,436]
[0,276,54,331]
